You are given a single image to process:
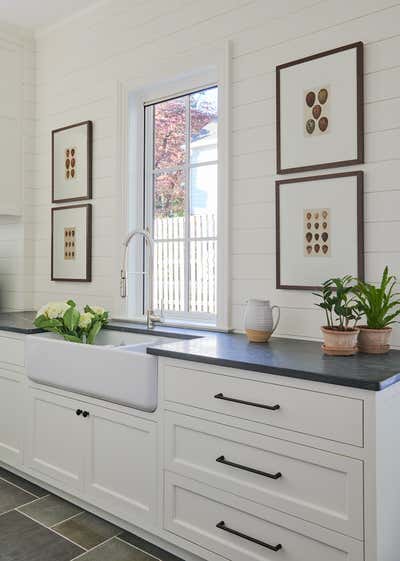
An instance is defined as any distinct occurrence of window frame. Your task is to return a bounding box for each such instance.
[118,51,231,330]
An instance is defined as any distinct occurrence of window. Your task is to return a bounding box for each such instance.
[143,86,218,323]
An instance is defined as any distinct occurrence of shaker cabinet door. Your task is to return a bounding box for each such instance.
[85,405,158,529]
[26,388,87,492]
[0,369,24,467]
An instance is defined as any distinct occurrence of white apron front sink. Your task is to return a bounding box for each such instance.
[26,331,180,412]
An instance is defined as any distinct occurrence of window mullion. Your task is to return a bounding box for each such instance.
[184,96,191,314]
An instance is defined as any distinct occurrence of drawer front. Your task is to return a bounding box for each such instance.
[0,336,24,367]
[165,411,363,539]
[164,365,363,446]
[164,473,363,561]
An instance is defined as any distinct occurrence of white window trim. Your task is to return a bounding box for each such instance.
[114,42,231,331]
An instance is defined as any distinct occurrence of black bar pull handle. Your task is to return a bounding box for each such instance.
[216,456,282,480]
[214,393,280,411]
[216,521,282,552]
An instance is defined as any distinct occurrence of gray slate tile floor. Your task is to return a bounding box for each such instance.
[0,467,184,561]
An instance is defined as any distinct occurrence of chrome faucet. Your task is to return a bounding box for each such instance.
[120,228,162,329]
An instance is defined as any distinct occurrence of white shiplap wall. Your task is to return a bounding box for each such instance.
[32,0,400,344]
[0,23,35,311]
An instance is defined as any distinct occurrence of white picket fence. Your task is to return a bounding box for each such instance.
[153,214,216,314]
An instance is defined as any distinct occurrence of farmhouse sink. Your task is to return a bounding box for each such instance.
[26,331,181,412]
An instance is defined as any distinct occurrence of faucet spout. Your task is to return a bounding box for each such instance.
[120,228,162,328]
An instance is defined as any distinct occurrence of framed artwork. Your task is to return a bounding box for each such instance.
[276,42,364,174]
[276,171,364,290]
[52,121,93,203]
[51,204,92,282]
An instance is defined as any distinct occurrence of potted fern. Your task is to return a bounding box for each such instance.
[314,275,360,355]
[354,267,400,354]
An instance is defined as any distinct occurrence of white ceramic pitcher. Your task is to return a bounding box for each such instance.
[244,299,280,343]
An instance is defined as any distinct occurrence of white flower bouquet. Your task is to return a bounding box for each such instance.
[34,300,109,344]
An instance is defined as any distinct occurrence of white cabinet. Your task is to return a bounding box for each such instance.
[26,389,86,491]
[26,386,158,528]
[163,363,364,446]
[85,404,157,527]
[165,473,364,561]
[164,410,364,539]
[0,368,24,467]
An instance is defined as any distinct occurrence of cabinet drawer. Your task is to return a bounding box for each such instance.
[164,365,363,446]
[165,411,363,539]
[165,473,363,561]
[0,336,24,367]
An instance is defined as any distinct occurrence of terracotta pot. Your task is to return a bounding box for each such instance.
[321,326,359,356]
[358,326,392,354]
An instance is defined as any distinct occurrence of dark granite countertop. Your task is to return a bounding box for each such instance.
[147,333,400,391]
[1,312,400,391]
[0,312,42,334]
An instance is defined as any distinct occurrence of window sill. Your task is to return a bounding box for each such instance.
[111,316,231,333]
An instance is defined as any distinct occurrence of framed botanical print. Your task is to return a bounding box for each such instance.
[52,121,92,203]
[276,171,364,290]
[276,42,364,174]
[51,204,92,282]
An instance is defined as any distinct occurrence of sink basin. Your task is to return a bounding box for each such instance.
[26,331,181,412]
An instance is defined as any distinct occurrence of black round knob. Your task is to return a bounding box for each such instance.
[82,411,90,418]
[76,409,82,416]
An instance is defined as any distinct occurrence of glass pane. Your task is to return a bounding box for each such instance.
[190,240,217,314]
[190,87,218,164]
[190,164,217,238]
[153,97,186,169]
[153,170,185,241]
[154,240,185,312]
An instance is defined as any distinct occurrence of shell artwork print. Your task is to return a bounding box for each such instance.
[304,86,330,137]
[64,227,76,260]
[304,208,330,257]
[64,146,78,181]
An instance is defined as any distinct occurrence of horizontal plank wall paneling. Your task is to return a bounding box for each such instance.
[0,23,35,311]
[33,0,400,343]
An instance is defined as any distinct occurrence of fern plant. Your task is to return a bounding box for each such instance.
[355,267,400,329]
[314,275,360,330]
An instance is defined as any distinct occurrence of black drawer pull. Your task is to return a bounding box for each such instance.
[76,409,82,416]
[216,456,282,480]
[214,393,280,411]
[82,411,90,418]
[216,521,282,552]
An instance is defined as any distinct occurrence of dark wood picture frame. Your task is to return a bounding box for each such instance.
[52,120,93,203]
[276,42,364,174]
[276,171,364,290]
[51,203,92,282]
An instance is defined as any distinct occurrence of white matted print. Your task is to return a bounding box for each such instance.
[52,204,92,281]
[52,121,92,203]
[277,42,363,173]
[276,172,363,290]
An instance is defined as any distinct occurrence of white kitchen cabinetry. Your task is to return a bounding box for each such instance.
[159,358,400,561]
[26,385,158,528]
[2,328,400,561]
[165,472,364,561]
[26,389,86,492]
[0,368,24,466]
[0,333,25,467]
[85,402,158,527]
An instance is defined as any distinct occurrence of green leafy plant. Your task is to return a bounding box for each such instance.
[354,266,400,329]
[314,275,360,330]
[34,300,109,344]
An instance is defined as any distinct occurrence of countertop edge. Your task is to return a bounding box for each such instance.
[147,346,399,391]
